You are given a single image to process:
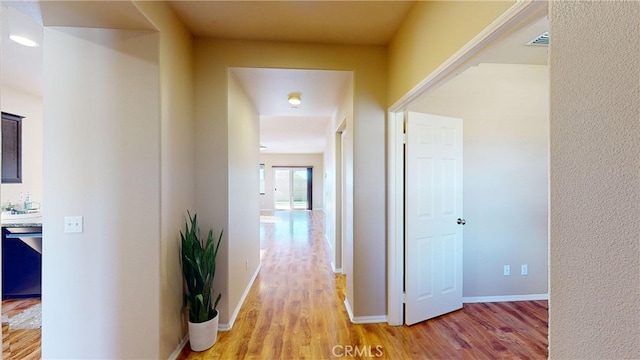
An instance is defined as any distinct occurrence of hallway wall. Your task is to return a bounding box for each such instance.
[133,2,196,358]
[42,26,161,359]
[227,71,261,326]
[324,76,354,274]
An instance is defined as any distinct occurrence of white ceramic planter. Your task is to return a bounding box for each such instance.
[188,311,219,352]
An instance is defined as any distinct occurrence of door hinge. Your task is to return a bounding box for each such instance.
[402,133,406,144]
[402,292,406,303]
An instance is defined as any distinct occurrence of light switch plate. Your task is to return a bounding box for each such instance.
[64,216,83,233]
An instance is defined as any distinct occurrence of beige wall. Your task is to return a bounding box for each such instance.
[259,153,324,211]
[194,38,387,320]
[323,75,353,272]
[227,71,261,324]
[42,27,161,358]
[0,86,43,206]
[133,2,195,358]
[549,2,640,358]
[388,0,514,105]
[410,63,549,298]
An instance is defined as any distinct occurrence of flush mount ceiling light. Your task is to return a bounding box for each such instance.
[9,34,39,47]
[288,93,301,106]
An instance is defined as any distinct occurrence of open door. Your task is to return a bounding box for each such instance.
[405,111,463,325]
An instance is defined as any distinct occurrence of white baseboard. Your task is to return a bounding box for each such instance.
[343,299,387,324]
[326,234,342,273]
[331,262,343,274]
[168,335,188,360]
[463,293,549,303]
[218,263,262,331]
[325,234,333,250]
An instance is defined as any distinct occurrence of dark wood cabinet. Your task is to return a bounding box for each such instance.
[2,226,42,299]
[2,112,23,184]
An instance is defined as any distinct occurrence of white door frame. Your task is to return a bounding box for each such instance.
[333,121,347,273]
[386,0,546,325]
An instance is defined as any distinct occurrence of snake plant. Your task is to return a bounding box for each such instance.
[180,211,222,323]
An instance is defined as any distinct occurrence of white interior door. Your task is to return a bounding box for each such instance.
[405,111,463,325]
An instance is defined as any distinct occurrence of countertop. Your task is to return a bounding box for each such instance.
[2,223,42,228]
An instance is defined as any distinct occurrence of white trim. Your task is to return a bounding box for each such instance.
[325,234,333,250]
[386,110,405,326]
[331,263,343,274]
[344,299,387,324]
[218,263,262,331]
[326,234,342,273]
[344,298,355,321]
[168,335,189,360]
[386,0,547,326]
[463,293,549,303]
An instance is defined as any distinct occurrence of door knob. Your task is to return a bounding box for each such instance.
[457,218,466,225]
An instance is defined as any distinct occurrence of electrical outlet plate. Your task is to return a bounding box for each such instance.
[503,265,510,276]
[521,264,528,275]
[64,216,83,233]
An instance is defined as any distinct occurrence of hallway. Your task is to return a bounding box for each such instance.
[179,210,548,359]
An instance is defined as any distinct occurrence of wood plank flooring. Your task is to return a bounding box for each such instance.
[2,298,41,360]
[178,210,548,359]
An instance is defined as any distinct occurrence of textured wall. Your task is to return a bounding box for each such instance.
[549,2,640,358]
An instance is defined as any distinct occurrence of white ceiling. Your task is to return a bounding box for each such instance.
[232,68,351,154]
[1,1,547,155]
[1,4,43,96]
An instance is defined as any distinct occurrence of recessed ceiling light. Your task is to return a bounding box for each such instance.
[9,34,39,47]
[288,93,301,106]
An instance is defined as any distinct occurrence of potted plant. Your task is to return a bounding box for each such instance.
[180,211,223,351]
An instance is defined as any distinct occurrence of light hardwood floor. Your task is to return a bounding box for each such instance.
[2,298,41,360]
[0,211,547,359]
[179,210,548,359]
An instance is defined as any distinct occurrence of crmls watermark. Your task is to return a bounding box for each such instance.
[332,345,384,358]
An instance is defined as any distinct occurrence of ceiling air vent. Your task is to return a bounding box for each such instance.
[527,32,549,46]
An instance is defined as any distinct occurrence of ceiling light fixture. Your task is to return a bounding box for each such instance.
[9,34,39,47]
[288,93,301,106]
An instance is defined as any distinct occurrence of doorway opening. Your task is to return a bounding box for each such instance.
[273,167,312,210]
[387,1,549,326]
